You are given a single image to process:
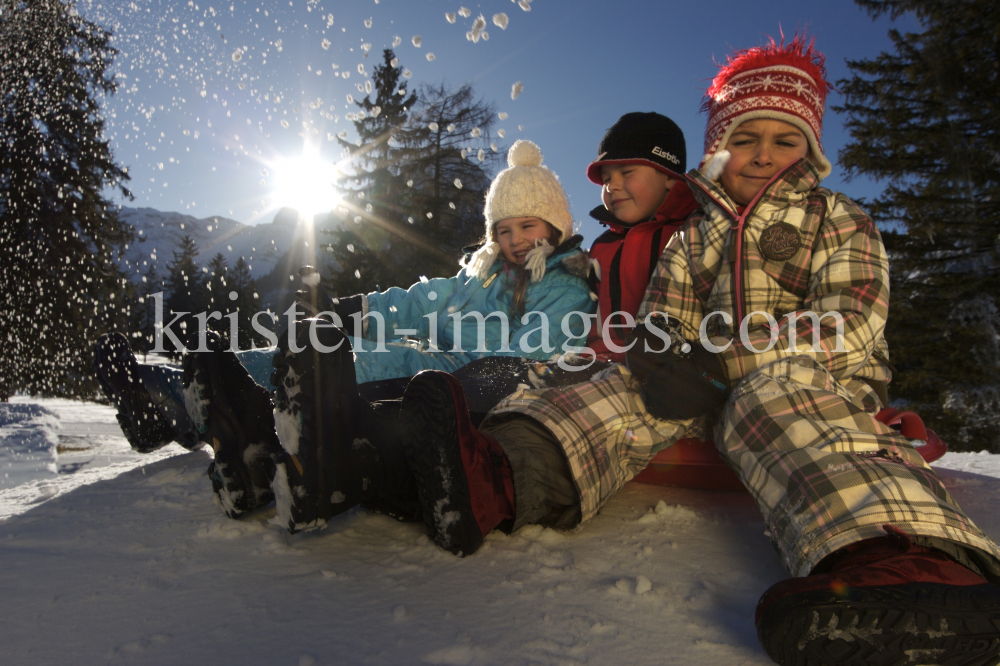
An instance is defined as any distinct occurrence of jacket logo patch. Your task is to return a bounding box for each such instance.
[759,222,801,262]
[651,146,680,165]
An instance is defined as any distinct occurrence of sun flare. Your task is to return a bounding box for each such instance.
[271,150,341,219]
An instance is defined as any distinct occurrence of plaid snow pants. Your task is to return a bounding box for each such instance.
[484,356,1000,577]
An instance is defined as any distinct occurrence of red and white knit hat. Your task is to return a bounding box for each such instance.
[702,35,833,179]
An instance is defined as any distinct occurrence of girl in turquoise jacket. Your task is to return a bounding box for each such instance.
[94,140,597,453]
[271,139,596,384]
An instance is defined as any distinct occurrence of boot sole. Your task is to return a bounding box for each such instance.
[184,350,272,518]
[272,325,359,533]
[758,582,1000,666]
[399,372,483,557]
[94,335,175,453]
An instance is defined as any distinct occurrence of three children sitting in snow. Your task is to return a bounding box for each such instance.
[96,36,1000,666]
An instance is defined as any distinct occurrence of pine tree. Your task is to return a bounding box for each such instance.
[403,83,502,255]
[228,257,265,349]
[164,236,209,335]
[0,0,132,397]
[205,253,230,312]
[132,262,163,358]
[836,0,1000,451]
[327,50,500,296]
[201,253,263,349]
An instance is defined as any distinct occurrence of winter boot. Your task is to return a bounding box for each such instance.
[270,319,417,532]
[94,332,199,453]
[356,399,423,523]
[182,330,281,518]
[398,370,516,557]
[755,525,1000,666]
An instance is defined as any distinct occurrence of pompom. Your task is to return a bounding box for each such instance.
[462,241,501,280]
[524,238,554,283]
[701,150,730,182]
[507,139,542,168]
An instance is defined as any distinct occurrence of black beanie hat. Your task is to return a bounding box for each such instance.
[586,112,687,184]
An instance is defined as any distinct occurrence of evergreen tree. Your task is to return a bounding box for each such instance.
[327,50,500,295]
[0,0,132,397]
[836,0,1000,451]
[404,83,502,253]
[206,253,230,313]
[228,257,265,349]
[132,262,163,358]
[201,253,263,348]
[164,236,209,335]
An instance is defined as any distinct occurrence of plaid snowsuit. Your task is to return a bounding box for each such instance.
[484,159,1000,577]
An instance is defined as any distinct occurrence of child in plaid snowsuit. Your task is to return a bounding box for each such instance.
[403,36,1000,665]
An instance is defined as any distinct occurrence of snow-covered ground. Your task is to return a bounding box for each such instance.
[2,397,999,665]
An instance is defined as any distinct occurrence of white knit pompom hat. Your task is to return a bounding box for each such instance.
[464,140,573,280]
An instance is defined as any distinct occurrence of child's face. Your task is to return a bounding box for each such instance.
[600,164,675,224]
[720,119,810,205]
[495,216,555,264]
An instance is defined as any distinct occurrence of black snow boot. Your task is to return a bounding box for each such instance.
[182,330,282,518]
[94,332,199,453]
[357,399,423,523]
[398,370,516,557]
[270,319,420,533]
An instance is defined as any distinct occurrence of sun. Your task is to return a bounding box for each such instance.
[271,149,342,219]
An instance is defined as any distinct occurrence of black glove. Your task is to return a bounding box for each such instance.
[626,314,731,420]
[294,266,364,330]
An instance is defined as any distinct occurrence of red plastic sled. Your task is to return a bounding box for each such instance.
[632,408,948,491]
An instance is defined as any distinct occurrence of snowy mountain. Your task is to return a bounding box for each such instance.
[116,205,345,286]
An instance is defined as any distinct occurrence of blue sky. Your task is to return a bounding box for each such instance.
[85,0,916,245]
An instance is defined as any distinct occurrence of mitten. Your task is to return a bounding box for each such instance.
[626,314,731,420]
[294,266,364,330]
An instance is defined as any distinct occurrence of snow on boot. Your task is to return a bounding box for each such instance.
[398,370,515,557]
[182,331,280,518]
[94,332,197,453]
[269,320,367,533]
[755,525,1000,666]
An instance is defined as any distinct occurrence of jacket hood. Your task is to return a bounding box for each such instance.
[685,157,822,218]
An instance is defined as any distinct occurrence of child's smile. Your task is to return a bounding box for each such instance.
[495,216,556,264]
[600,164,675,224]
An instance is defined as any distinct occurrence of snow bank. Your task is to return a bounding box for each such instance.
[0,402,60,489]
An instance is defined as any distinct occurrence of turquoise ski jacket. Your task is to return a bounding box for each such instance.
[348,237,596,384]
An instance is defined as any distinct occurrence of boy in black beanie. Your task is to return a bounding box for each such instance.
[584,112,698,360]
